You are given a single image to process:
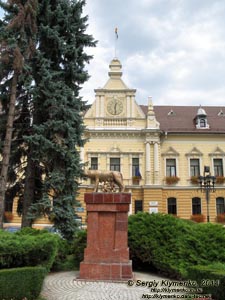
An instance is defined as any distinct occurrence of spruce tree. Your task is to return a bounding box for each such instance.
[23,0,96,239]
[0,0,95,236]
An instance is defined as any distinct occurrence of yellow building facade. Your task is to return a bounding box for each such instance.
[77,57,225,224]
[7,57,225,227]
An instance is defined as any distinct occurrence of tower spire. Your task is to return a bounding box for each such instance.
[114,27,118,58]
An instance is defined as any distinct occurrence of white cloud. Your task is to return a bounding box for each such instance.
[81,0,225,106]
[1,1,225,107]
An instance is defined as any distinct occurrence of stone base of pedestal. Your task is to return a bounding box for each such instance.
[79,260,133,281]
[78,193,133,281]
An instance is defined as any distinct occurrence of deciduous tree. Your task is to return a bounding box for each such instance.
[0,0,38,228]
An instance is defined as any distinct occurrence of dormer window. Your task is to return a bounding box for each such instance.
[168,109,176,116]
[200,118,206,128]
[195,106,209,129]
[218,110,225,116]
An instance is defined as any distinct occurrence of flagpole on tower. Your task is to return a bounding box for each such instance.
[114,27,118,58]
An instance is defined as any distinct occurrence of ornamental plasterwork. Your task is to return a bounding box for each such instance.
[88,131,144,139]
[185,147,203,157]
[145,132,160,143]
[109,145,121,152]
[209,146,225,157]
[161,146,180,157]
[86,150,143,156]
[145,132,160,138]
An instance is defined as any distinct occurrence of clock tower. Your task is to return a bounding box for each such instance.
[85,57,145,125]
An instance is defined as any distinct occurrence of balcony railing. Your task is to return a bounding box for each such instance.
[103,118,127,127]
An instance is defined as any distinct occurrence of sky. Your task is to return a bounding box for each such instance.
[1,1,225,107]
[81,0,225,106]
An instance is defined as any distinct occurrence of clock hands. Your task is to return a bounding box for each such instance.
[114,101,118,114]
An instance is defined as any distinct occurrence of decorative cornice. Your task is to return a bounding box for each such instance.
[86,150,143,155]
[84,131,144,139]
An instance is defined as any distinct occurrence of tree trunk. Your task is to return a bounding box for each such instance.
[0,73,18,228]
[21,154,35,227]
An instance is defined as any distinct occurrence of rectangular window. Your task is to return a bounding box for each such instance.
[216,197,225,215]
[90,157,98,170]
[192,197,201,215]
[135,200,143,214]
[167,198,177,215]
[110,157,120,171]
[214,159,223,176]
[190,159,200,177]
[166,159,176,177]
[132,158,140,177]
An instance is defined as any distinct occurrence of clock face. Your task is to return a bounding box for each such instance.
[107,98,123,115]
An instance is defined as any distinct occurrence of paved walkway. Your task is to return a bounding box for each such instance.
[41,271,189,300]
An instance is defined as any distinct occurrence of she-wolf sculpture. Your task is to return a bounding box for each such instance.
[83,169,125,192]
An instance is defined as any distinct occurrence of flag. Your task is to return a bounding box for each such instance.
[115,27,118,39]
[135,167,142,178]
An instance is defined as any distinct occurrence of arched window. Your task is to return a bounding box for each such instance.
[192,197,201,215]
[167,197,177,215]
[216,197,225,215]
[200,118,206,128]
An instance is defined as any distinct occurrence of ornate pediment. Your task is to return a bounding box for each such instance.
[185,147,203,157]
[161,147,179,157]
[84,57,147,130]
[209,146,225,157]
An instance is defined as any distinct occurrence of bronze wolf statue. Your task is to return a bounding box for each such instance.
[83,169,125,192]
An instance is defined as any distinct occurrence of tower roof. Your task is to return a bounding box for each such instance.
[102,58,129,90]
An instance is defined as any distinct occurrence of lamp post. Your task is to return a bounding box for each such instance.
[198,166,216,222]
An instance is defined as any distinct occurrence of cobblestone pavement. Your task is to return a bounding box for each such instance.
[41,271,187,300]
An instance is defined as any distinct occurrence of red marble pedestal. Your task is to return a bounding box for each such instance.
[79,193,133,281]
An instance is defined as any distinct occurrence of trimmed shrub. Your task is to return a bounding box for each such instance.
[187,263,225,300]
[128,213,225,278]
[0,229,58,271]
[0,266,46,300]
[72,230,87,267]
[51,237,75,271]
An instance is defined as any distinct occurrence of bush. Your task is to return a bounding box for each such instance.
[51,237,75,271]
[51,230,87,271]
[0,229,58,271]
[72,230,87,267]
[0,266,46,300]
[128,213,225,278]
[187,263,225,300]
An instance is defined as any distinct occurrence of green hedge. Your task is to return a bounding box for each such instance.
[187,263,225,300]
[128,213,225,278]
[72,230,87,267]
[51,236,75,271]
[0,229,58,271]
[0,266,46,300]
